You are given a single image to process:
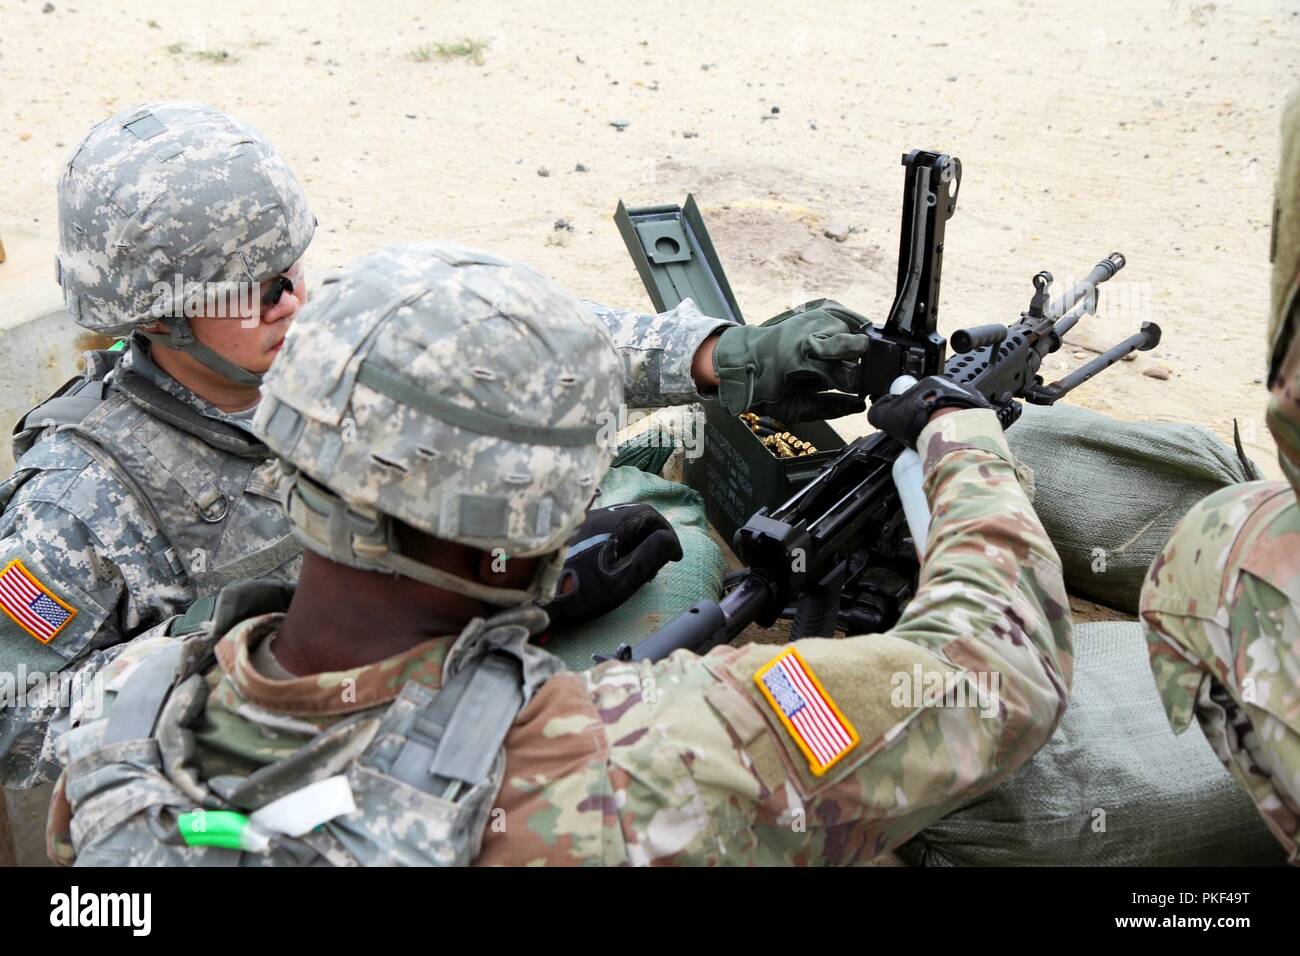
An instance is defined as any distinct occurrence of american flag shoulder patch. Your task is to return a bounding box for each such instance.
[0,558,78,644]
[754,647,859,776]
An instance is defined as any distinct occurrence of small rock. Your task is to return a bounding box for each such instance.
[682,130,698,139]
[404,113,416,119]
[1122,351,1137,362]
[537,167,550,177]
[1253,376,1264,384]
[799,245,826,266]
[19,132,31,141]
[609,119,630,130]
[808,120,818,130]
[1072,351,1087,359]
[770,105,780,114]
[823,222,850,243]
[574,162,589,172]
[147,18,160,28]
[1143,366,1171,380]
[946,74,957,82]
[42,2,54,11]
[554,218,573,231]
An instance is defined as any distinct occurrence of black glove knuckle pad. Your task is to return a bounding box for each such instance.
[543,504,683,631]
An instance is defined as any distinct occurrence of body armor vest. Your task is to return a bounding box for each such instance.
[2,347,301,611]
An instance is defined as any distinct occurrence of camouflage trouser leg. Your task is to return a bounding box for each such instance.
[1140,481,1300,863]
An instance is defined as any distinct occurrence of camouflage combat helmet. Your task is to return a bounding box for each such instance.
[253,242,624,605]
[56,100,315,386]
[1271,86,1300,384]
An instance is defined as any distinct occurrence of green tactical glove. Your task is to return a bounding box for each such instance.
[712,299,870,423]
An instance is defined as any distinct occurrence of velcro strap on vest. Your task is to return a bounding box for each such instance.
[388,650,524,795]
[102,641,186,744]
[191,533,303,592]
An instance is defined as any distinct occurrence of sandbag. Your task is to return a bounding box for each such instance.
[898,621,1286,866]
[1006,403,1256,612]
[543,465,725,671]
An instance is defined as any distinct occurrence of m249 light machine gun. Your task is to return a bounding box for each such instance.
[603,149,1160,663]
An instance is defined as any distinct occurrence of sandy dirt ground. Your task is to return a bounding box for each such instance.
[1,0,1297,476]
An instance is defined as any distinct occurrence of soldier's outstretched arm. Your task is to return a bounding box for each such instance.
[582,299,733,408]
[547,407,1071,865]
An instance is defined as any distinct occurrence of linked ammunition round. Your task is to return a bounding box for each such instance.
[739,412,818,459]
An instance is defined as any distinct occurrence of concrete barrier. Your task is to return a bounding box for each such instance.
[0,228,87,473]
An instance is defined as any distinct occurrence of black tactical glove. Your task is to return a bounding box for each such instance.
[866,376,991,447]
[544,504,684,630]
[713,299,870,424]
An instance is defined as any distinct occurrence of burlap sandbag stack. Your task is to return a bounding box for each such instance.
[899,620,1286,865]
[1006,402,1258,613]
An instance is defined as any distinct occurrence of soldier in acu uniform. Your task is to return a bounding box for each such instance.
[1141,89,1300,864]
[47,242,1070,866]
[0,101,314,789]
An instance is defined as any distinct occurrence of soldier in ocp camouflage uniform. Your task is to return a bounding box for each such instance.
[1140,88,1300,864]
[0,101,870,791]
[47,242,1070,866]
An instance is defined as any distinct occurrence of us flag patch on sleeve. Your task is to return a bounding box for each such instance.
[754,647,859,776]
[0,558,77,644]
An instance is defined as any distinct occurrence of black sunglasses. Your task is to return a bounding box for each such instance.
[260,274,295,309]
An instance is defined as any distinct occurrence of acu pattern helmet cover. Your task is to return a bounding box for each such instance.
[253,242,625,604]
[56,100,314,334]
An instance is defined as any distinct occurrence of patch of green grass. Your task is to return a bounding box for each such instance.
[164,41,239,63]
[193,48,236,63]
[410,38,489,65]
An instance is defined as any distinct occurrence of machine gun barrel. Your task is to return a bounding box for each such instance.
[1045,252,1126,319]
[1051,297,1094,339]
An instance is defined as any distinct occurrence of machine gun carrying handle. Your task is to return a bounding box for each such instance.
[951,324,1007,353]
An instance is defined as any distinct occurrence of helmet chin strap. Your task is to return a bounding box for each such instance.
[282,470,567,607]
[140,315,264,387]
